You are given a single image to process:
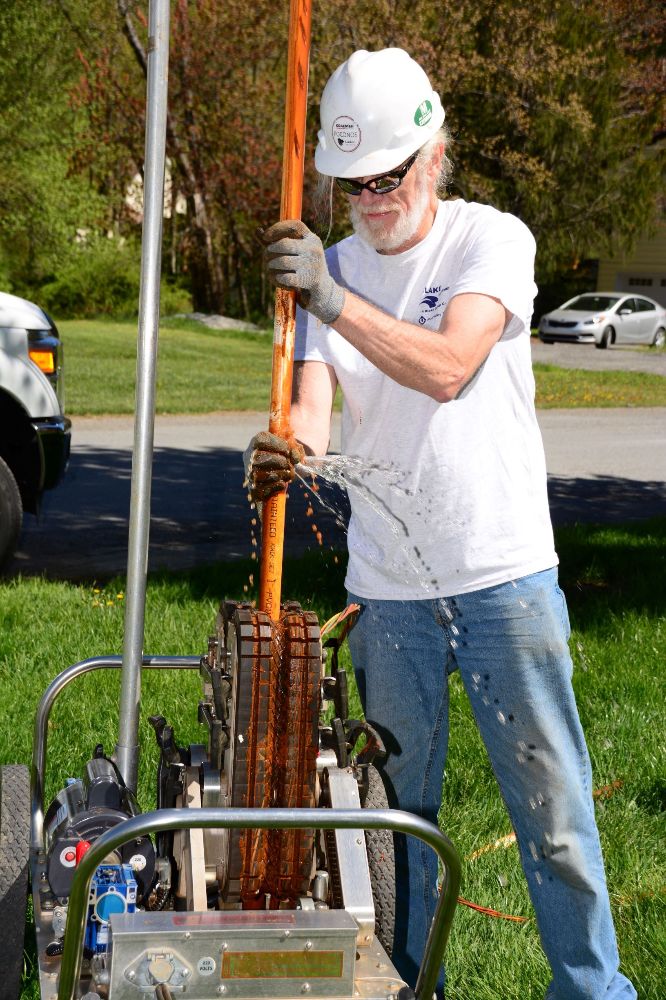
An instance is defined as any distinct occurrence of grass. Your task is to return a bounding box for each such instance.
[2,520,665,998]
[533,362,666,408]
[59,318,666,415]
[61,317,274,414]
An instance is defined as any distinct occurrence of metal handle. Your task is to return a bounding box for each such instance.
[57,806,460,1000]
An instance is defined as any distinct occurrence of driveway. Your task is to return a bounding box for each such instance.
[13,406,666,581]
[531,339,666,376]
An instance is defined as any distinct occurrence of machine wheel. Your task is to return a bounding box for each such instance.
[0,457,22,573]
[652,327,665,349]
[0,764,30,997]
[362,764,395,957]
[596,326,613,349]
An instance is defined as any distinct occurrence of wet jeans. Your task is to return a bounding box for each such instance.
[347,567,635,1000]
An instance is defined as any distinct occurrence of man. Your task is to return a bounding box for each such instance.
[248,48,635,1000]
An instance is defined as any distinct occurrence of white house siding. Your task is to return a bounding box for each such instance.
[597,221,666,306]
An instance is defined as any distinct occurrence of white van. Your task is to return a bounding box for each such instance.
[0,292,71,569]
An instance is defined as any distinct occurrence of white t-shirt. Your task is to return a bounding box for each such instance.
[295,198,557,600]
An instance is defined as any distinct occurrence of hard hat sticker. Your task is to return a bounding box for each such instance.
[332,116,362,152]
[414,100,433,127]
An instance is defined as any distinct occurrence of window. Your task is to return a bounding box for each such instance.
[628,277,653,287]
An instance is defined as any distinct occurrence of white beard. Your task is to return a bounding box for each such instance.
[348,171,432,253]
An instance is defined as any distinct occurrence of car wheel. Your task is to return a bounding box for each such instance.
[653,328,666,349]
[596,326,613,350]
[0,457,22,573]
[0,764,30,999]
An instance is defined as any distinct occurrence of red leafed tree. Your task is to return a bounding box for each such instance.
[72,0,293,316]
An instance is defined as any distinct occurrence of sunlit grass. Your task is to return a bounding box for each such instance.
[534,362,666,407]
[59,319,666,415]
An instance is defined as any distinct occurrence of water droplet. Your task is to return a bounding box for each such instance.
[529,841,539,861]
[451,625,459,636]
[535,872,543,886]
[497,711,506,725]
[472,672,481,684]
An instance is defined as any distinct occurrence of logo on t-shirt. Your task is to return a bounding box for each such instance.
[418,285,449,325]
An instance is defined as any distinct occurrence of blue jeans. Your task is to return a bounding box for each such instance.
[348,568,635,1000]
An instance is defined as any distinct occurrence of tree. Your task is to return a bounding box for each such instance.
[0,1,106,293]
[1,0,663,316]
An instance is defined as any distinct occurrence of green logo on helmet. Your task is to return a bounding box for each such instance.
[414,100,433,127]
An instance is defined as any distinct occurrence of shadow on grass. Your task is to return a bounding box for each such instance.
[555,517,666,623]
[149,517,666,629]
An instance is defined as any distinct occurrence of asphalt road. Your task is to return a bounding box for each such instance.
[530,339,666,376]
[14,394,665,581]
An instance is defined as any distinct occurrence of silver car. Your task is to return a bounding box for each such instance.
[538,292,666,349]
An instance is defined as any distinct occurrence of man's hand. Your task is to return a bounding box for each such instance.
[243,430,306,504]
[259,220,345,325]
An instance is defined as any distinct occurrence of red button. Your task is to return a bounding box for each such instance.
[64,851,75,862]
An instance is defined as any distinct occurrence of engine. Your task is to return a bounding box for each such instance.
[43,750,155,902]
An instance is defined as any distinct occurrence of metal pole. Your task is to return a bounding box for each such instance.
[115,0,171,791]
[57,807,461,1000]
[259,0,312,620]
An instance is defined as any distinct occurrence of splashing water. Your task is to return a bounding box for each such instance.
[295,454,460,594]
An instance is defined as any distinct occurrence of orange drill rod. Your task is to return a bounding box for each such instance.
[259,0,312,621]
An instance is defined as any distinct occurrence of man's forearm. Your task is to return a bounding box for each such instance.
[330,290,506,402]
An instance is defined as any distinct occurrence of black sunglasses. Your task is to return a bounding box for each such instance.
[335,151,419,196]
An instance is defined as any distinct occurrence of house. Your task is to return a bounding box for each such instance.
[597,220,666,306]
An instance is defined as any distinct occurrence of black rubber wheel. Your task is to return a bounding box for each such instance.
[596,326,613,349]
[362,764,396,957]
[652,327,665,349]
[0,764,30,1000]
[0,457,22,574]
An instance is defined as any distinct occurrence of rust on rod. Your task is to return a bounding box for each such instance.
[259,0,312,621]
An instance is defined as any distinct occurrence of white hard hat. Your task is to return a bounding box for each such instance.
[315,48,445,178]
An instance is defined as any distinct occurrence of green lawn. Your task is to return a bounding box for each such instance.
[61,317,274,414]
[4,521,665,999]
[59,318,666,414]
[533,362,666,408]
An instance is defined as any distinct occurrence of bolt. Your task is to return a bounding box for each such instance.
[364,935,372,943]
[221,942,229,951]
[127,971,136,981]
[184,931,191,940]
[304,940,313,951]
[283,929,291,939]
[356,837,363,845]
[217,986,227,995]
[301,985,311,994]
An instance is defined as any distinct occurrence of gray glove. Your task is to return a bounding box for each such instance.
[243,430,305,504]
[260,220,345,325]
